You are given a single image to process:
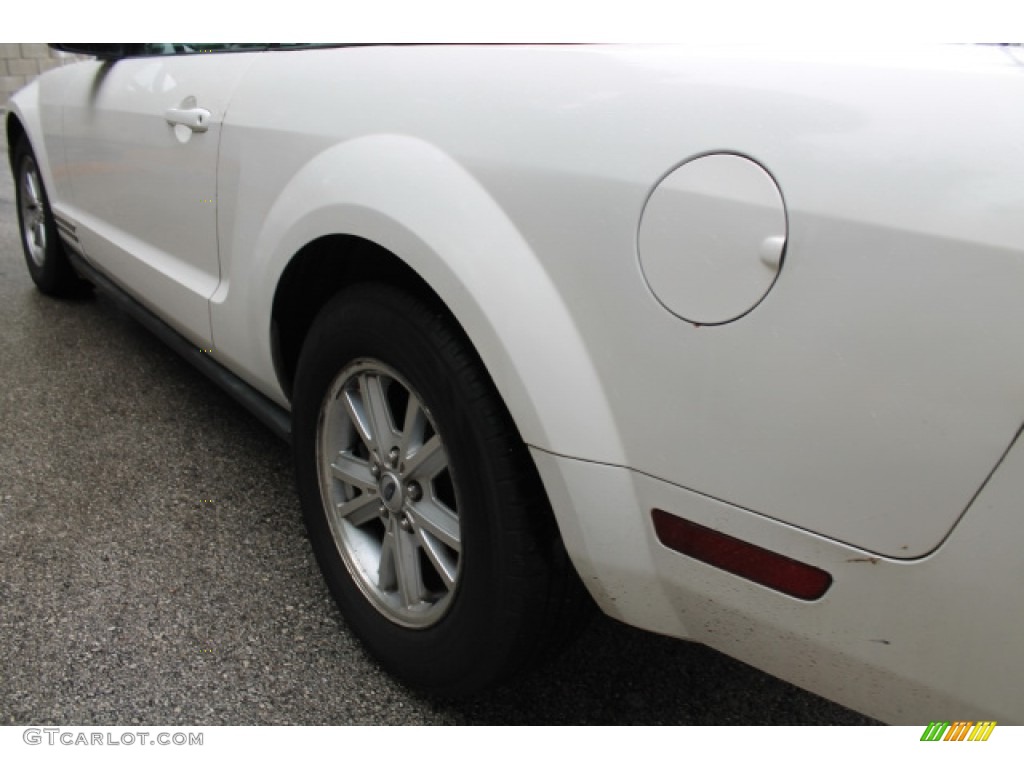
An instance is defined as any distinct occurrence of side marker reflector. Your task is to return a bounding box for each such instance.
[652,509,833,600]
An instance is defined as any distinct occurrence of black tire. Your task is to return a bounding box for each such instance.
[13,137,90,297]
[292,284,591,695]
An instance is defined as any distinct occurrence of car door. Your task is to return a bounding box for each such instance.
[60,45,262,346]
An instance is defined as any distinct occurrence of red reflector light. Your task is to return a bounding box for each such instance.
[651,509,833,601]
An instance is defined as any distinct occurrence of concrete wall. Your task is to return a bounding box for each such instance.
[1,44,87,107]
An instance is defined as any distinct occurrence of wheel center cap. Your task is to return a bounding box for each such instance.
[379,472,404,512]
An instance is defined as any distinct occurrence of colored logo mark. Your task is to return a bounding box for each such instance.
[920,721,996,742]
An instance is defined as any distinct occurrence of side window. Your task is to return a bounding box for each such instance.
[138,44,269,56]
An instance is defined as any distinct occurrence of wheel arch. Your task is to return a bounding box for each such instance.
[5,111,27,171]
[271,234,447,402]
[5,82,55,192]
[256,134,626,465]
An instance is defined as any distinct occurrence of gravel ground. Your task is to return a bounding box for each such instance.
[0,127,876,725]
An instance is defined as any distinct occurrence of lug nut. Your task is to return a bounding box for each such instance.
[406,482,422,501]
[387,447,400,468]
[399,515,412,532]
[370,463,381,479]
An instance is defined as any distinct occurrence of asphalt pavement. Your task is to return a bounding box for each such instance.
[0,129,877,725]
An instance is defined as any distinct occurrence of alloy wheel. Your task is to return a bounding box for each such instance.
[316,359,461,628]
[19,156,48,268]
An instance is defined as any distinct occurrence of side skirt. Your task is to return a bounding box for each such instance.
[67,252,293,444]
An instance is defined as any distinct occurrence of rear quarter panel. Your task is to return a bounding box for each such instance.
[213,45,1024,560]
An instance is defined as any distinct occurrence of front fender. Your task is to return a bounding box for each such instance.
[6,81,49,185]
[7,64,84,215]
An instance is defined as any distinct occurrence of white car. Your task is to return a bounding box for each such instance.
[7,43,1024,724]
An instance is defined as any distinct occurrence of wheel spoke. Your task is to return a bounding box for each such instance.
[378,530,398,591]
[330,453,376,492]
[361,372,398,459]
[340,386,375,455]
[404,435,446,481]
[398,393,428,461]
[416,528,457,589]
[24,171,41,207]
[408,497,460,551]
[334,492,381,528]
[394,527,424,608]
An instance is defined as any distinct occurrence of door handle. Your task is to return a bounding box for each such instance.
[164,106,211,133]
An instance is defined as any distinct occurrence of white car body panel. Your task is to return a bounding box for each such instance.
[8,43,1024,722]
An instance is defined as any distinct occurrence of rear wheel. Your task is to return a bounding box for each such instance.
[14,137,89,297]
[292,284,591,695]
